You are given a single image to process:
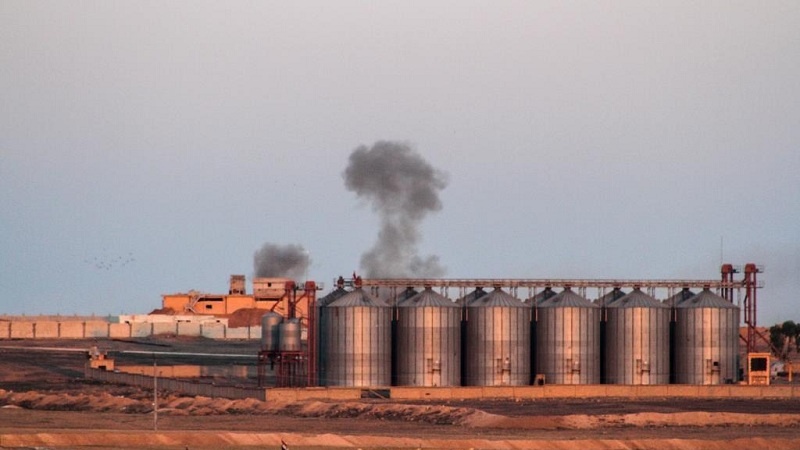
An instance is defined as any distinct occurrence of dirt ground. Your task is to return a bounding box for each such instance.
[2,337,800,449]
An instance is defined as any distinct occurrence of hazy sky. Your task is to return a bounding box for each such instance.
[2,1,798,325]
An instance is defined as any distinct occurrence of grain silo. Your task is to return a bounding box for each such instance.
[324,288,391,387]
[674,289,740,385]
[605,289,670,385]
[535,288,600,384]
[316,286,349,386]
[664,288,695,384]
[260,312,283,352]
[464,288,530,386]
[395,287,461,386]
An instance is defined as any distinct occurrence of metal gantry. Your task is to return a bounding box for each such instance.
[358,262,764,354]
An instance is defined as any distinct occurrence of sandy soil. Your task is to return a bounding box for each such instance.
[1,337,799,449]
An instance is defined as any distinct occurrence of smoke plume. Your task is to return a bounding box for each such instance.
[253,243,310,280]
[343,141,448,278]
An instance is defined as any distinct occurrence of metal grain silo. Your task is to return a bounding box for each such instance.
[674,289,740,385]
[260,312,283,352]
[279,318,302,352]
[464,288,530,386]
[316,287,349,386]
[535,288,600,384]
[395,287,461,386]
[605,289,670,385]
[324,288,391,387]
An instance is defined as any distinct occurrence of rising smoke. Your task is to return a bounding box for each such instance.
[344,141,448,278]
[253,243,310,280]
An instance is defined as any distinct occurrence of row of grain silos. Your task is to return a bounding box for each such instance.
[314,285,739,387]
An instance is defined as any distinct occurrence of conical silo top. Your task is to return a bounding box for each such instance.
[327,288,388,308]
[398,287,457,308]
[392,287,420,306]
[677,288,737,309]
[664,288,695,307]
[595,288,626,307]
[318,287,349,307]
[468,288,528,308]
[540,288,597,308]
[525,287,556,306]
[459,287,488,305]
[608,288,667,309]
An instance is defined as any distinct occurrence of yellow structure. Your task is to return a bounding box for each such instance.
[747,353,770,385]
[87,346,115,371]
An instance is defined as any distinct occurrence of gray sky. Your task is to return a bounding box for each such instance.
[1,1,798,325]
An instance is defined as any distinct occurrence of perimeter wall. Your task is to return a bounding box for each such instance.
[0,318,260,340]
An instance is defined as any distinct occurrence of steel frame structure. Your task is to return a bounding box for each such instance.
[359,263,764,353]
[257,281,318,388]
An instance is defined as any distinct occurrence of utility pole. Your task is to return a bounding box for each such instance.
[153,356,158,431]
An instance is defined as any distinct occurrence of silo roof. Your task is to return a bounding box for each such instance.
[525,288,556,306]
[460,288,488,305]
[664,288,695,307]
[677,289,738,309]
[327,288,388,308]
[318,287,349,307]
[398,287,458,308]
[539,288,597,308]
[608,289,667,309]
[469,288,528,308]
[393,287,420,306]
[595,288,626,307]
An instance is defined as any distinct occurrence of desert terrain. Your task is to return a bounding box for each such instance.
[2,337,800,449]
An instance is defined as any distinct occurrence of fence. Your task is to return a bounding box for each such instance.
[85,367,266,401]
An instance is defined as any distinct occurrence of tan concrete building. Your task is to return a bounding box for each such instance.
[161,276,309,320]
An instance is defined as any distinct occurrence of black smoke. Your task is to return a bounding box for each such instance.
[253,243,310,280]
[343,141,448,278]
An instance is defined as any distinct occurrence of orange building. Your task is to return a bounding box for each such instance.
[161,275,310,320]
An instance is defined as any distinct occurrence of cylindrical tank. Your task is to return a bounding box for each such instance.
[260,312,283,352]
[324,288,391,387]
[316,287,349,386]
[535,288,600,384]
[395,287,461,386]
[279,318,302,352]
[464,288,530,386]
[674,289,740,385]
[605,289,670,385]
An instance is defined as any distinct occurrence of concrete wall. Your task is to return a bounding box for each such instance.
[59,321,84,338]
[225,327,251,339]
[10,321,34,338]
[0,317,260,340]
[116,365,254,379]
[267,385,800,402]
[177,322,202,337]
[201,323,226,339]
[85,321,109,338]
[109,323,131,338]
[152,322,177,336]
[130,322,153,338]
[34,321,59,338]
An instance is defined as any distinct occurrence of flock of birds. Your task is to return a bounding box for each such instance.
[83,251,135,271]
